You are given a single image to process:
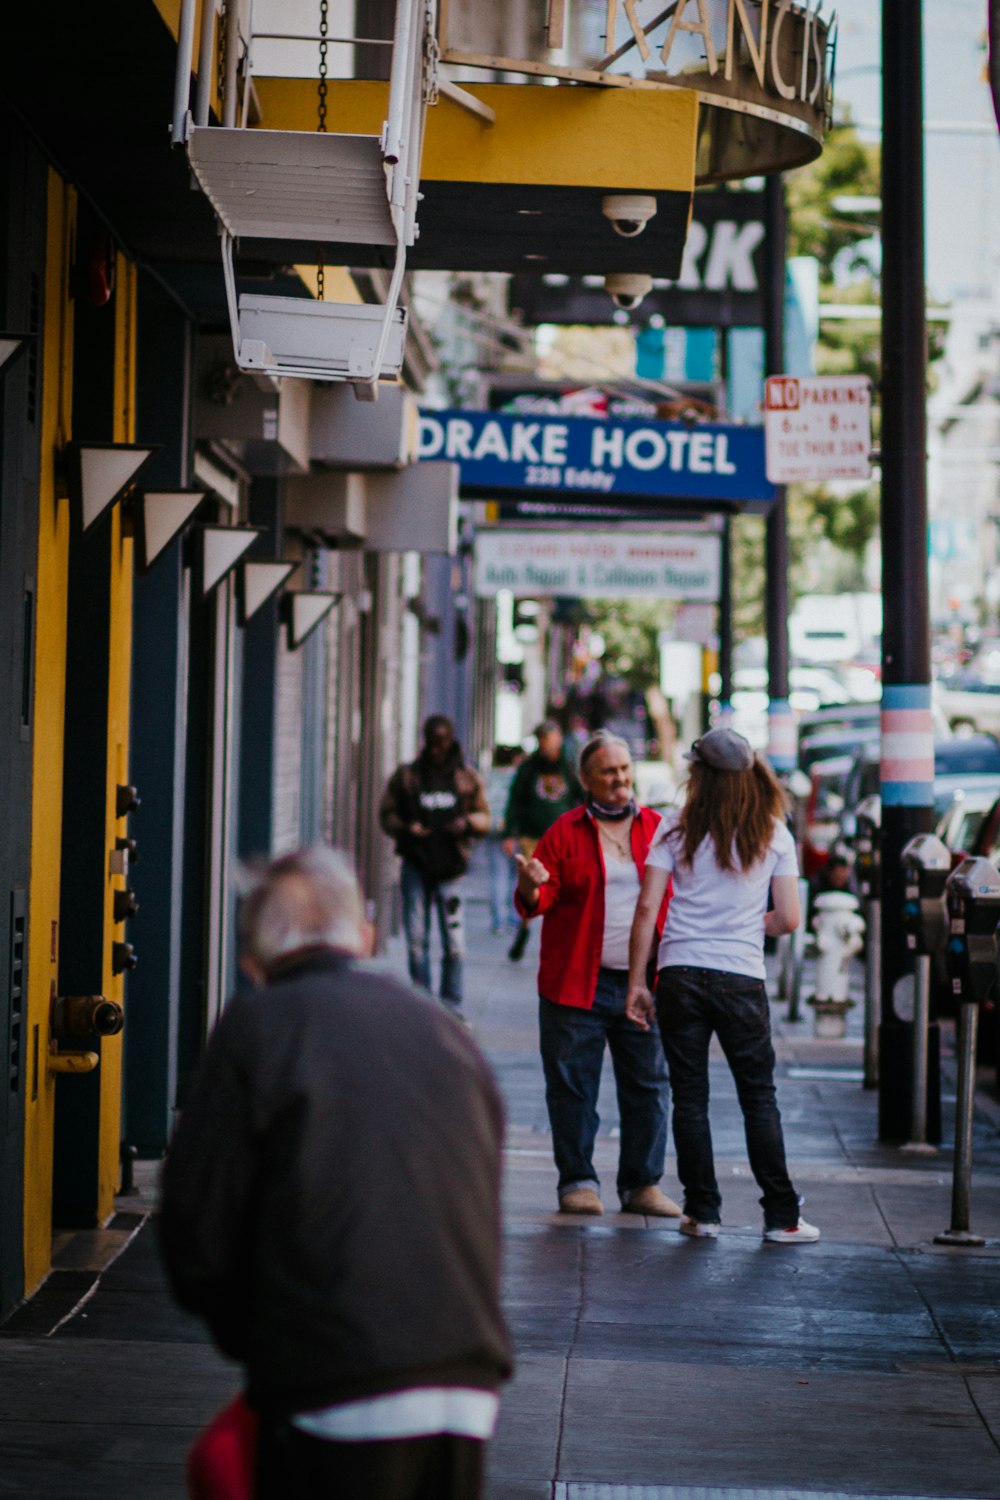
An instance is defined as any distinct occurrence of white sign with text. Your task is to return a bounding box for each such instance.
[475,531,720,601]
[764,375,872,483]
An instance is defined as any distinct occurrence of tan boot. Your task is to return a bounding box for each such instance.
[622,1185,683,1217]
[558,1188,604,1215]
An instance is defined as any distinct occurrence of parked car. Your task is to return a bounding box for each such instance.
[841,734,1000,829]
[797,700,951,770]
[799,721,880,777]
[935,672,1000,737]
[935,784,1000,859]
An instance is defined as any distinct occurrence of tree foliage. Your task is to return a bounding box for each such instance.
[729,125,885,639]
[582,597,674,690]
[786,127,881,276]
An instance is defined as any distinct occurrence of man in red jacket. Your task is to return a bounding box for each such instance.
[515,732,680,1218]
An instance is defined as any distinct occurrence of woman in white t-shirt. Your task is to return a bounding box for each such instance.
[626,728,820,1245]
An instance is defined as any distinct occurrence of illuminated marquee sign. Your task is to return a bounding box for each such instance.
[438,1,835,180]
[418,409,774,508]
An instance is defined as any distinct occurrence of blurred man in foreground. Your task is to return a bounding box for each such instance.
[159,847,512,1500]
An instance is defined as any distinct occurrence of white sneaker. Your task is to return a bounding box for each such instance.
[763,1218,821,1244]
[679,1216,721,1238]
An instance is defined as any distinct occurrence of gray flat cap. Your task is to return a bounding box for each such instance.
[684,727,755,772]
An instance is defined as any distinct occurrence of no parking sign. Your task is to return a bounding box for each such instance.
[764,375,873,484]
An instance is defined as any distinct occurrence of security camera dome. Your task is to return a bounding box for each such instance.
[604,273,653,312]
[601,194,657,238]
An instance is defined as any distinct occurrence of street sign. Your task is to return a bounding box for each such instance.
[474,530,720,600]
[672,602,718,646]
[419,409,774,509]
[764,375,872,484]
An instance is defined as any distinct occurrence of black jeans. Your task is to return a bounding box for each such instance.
[256,1420,486,1500]
[656,965,800,1230]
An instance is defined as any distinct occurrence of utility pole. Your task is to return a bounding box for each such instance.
[717,515,733,725]
[763,174,794,773]
[879,0,939,1140]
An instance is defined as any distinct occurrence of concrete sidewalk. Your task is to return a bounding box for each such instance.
[454,855,1000,1500]
[3,850,1000,1499]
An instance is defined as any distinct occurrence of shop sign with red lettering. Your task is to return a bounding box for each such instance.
[764,375,872,484]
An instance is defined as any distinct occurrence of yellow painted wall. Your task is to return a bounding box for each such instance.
[152,0,208,59]
[256,78,699,192]
[153,0,218,115]
[95,254,138,1223]
[23,173,75,1295]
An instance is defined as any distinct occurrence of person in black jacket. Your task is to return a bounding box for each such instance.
[159,847,512,1500]
[380,716,490,1013]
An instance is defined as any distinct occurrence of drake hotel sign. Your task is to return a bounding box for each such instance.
[439,1,835,180]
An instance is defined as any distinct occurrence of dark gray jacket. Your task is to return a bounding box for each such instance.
[159,951,512,1415]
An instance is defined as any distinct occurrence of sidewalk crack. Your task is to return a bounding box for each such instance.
[552,1232,586,1495]
[44,1212,149,1338]
[963,1373,1000,1459]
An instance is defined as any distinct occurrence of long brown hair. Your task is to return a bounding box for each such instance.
[671,757,789,873]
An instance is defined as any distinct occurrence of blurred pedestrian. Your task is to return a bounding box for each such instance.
[811,851,852,899]
[626,728,820,1245]
[514,731,680,1218]
[484,745,525,935]
[160,847,512,1500]
[380,716,489,1014]
[503,720,583,963]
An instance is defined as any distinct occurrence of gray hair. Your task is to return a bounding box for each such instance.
[236,847,366,968]
[578,730,632,777]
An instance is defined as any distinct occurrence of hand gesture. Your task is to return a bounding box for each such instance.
[625,984,655,1032]
[514,852,550,891]
[514,852,550,911]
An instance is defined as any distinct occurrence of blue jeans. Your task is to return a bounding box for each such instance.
[486,836,518,932]
[538,969,669,1202]
[400,860,465,1007]
[656,966,800,1230]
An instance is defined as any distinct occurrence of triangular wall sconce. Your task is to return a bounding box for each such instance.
[285,590,341,649]
[196,525,263,596]
[238,560,297,625]
[0,333,34,377]
[67,442,159,531]
[135,490,207,572]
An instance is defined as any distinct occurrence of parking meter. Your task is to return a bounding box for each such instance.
[899,834,951,1154]
[935,856,1000,1245]
[900,834,950,957]
[945,857,1000,1007]
[855,794,882,901]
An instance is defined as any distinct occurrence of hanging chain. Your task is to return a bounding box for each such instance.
[317,0,329,132]
[217,0,228,110]
[316,0,328,301]
[423,0,441,105]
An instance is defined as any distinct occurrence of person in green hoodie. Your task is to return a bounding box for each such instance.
[502,721,584,962]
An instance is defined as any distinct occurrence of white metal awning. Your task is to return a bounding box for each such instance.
[185,127,395,246]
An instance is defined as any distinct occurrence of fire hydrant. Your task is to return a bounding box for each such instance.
[807,891,866,1038]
